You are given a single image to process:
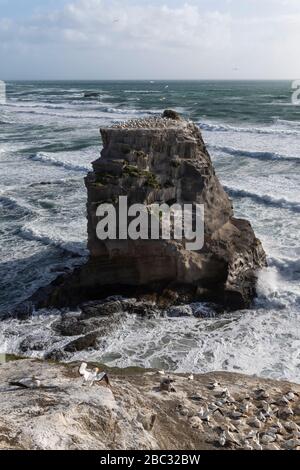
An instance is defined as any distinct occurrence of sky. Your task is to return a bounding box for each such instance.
[0,0,300,80]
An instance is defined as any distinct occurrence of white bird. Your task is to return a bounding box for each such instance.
[260,433,276,445]
[214,387,230,399]
[247,417,261,429]
[79,363,109,387]
[243,442,253,451]
[284,438,300,450]
[285,392,295,401]
[218,431,227,447]
[9,377,41,389]
[240,402,250,414]
[284,421,299,433]
[257,411,267,423]
[251,434,263,450]
[208,381,220,390]
[276,396,289,406]
[254,388,269,400]
[188,374,194,381]
[198,404,210,422]
[278,405,294,419]
[224,430,240,447]
[260,401,272,417]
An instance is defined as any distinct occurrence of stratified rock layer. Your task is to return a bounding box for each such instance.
[30,113,266,310]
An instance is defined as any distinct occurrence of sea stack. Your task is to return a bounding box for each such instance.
[31,111,267,310]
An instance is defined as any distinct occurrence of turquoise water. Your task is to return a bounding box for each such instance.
[0,81,299,381]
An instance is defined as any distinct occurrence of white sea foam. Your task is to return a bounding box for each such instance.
[19,223,88,257]
[224,185,300,213]
[209,144,300,163]
[28,152,91,172]
[198,120,300,136]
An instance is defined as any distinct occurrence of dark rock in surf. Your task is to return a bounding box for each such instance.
[64,332,99,353]
[84,92,100,98]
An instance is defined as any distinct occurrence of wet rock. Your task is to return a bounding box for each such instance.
[83,92,99,98]
[13,302,34,320]
[64,332,99,353]
[81,300,124,319]
[52,317,87,337]
[19,336,53,353]
[166,305,193,317]
[44,349,68,362]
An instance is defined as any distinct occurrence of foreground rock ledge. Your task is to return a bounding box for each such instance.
[0,359,299,451]
[29,111,266,312]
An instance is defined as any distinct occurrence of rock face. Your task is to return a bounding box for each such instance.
[30,112,266,310]
[0,359,300,451]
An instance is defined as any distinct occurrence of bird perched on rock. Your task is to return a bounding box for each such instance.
[218,431,227,447]
[254,388,270,400]
[79,363,110,387]
[9,377,41,389]
[247,417,262,429]
[223,429,240,447]
[239,401,250,414]
[198,404,210,422]
[230,410,244,420]
[260,433,276,445]
[284,421,299,433]
[251,433,263,450]
[284,438,300,450]
[278,405,294,420]
[286,392,295,401]
[208,381,221,390]
[276,395,289,406]
[159,377,176,392]
[189,416,204,430]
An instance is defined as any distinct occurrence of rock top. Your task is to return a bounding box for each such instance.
[28,111,266,311]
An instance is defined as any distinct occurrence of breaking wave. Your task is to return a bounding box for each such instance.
[18,225,88,257]
[209,145,300,163]
[28,152,91,173]
[0,194,35,216]
[198,121,300,136]
[224,185,300,213]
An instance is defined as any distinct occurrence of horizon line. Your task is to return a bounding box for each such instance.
[3,78,296,83]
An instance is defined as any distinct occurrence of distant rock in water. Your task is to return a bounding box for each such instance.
[83,92,100,98]
[29,111,266,311]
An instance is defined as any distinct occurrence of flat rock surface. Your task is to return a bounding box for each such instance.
[0,359,300,450]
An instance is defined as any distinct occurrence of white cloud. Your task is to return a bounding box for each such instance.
[0,0,300,79]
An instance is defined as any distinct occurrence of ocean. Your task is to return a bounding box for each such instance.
[0,80,299,382]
